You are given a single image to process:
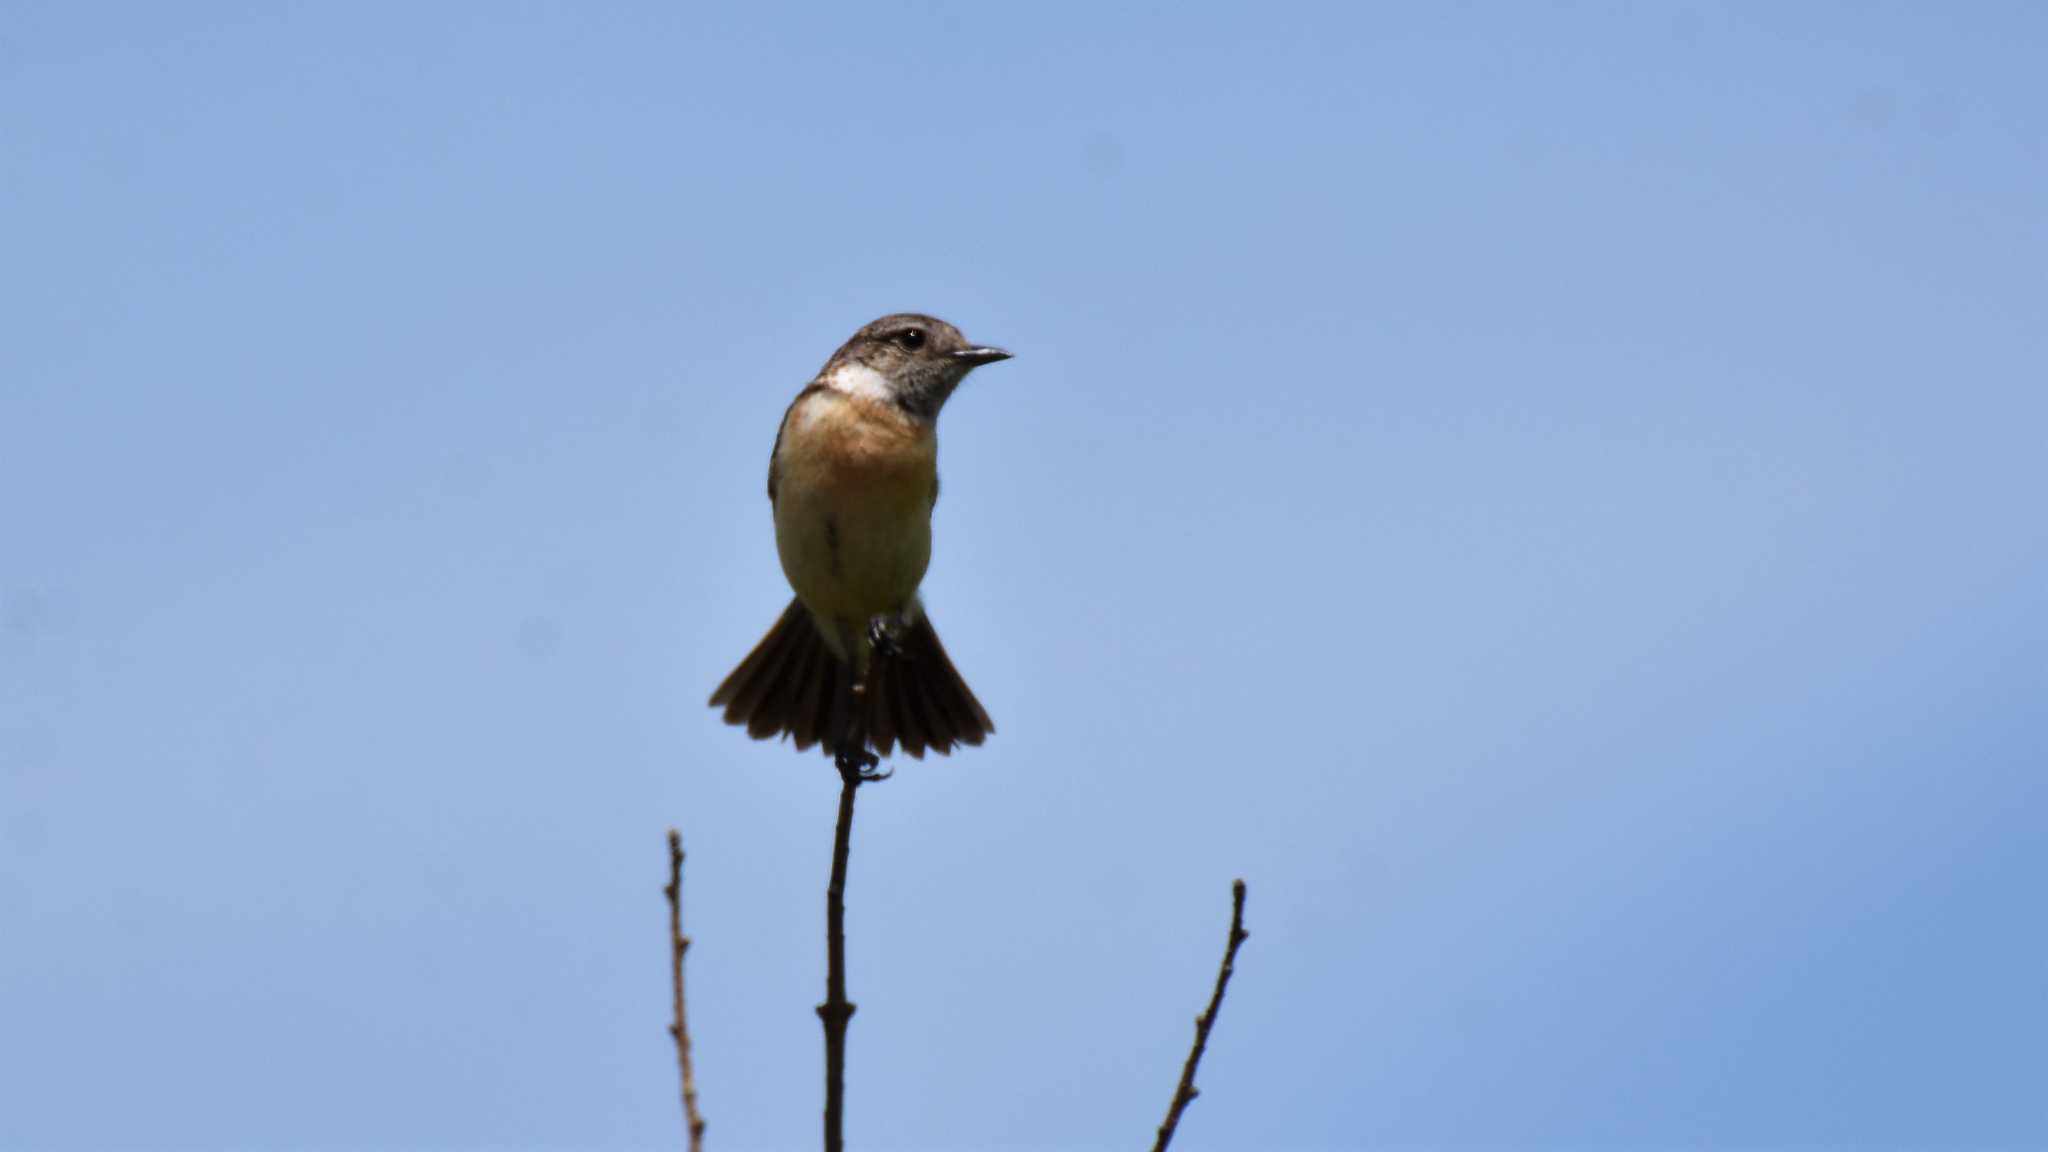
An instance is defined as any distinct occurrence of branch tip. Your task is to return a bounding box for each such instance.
[1149,878,1251,1152]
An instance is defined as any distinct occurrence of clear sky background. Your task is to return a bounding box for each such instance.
[4,4,2045,1150]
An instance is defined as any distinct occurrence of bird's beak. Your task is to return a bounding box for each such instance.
[951,346,1012,366]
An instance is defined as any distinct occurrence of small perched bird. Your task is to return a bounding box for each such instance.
[710,313,1010,765]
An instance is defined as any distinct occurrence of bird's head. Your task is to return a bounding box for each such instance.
[821,313,1010,419]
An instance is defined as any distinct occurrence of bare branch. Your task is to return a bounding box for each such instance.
[666,829,706,1152]
[817,747,879,1152]
[1151,878,1250,1152]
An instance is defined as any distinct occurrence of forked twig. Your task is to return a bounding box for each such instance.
[1151,879,1250,1152]
[666,830,706,1152]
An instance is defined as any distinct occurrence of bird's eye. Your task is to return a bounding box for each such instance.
[895,328,926,351]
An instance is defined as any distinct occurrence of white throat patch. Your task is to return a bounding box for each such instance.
[824,362,894,404]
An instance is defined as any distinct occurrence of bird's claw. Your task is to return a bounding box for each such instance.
[834,743,891,783]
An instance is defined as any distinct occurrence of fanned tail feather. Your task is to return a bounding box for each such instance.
[709,599,993,758]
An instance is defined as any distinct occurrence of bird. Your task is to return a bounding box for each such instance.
[710,313,1010,770]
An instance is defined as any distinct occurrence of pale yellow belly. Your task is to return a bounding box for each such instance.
[775,479,931,622]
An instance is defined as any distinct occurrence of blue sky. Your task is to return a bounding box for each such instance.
[3,3,2045,1149]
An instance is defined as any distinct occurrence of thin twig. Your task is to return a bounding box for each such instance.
[817,750,872,1152]
[816,657,887,1152]
[1151,879,1250,1152]
[666,829,706,1152]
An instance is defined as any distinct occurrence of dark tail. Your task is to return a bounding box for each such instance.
[709,599,994,758]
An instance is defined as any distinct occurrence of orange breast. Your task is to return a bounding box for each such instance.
[778,389,935,505]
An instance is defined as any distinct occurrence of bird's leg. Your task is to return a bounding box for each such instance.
[839,617,878,696]
[834,640,891,782]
